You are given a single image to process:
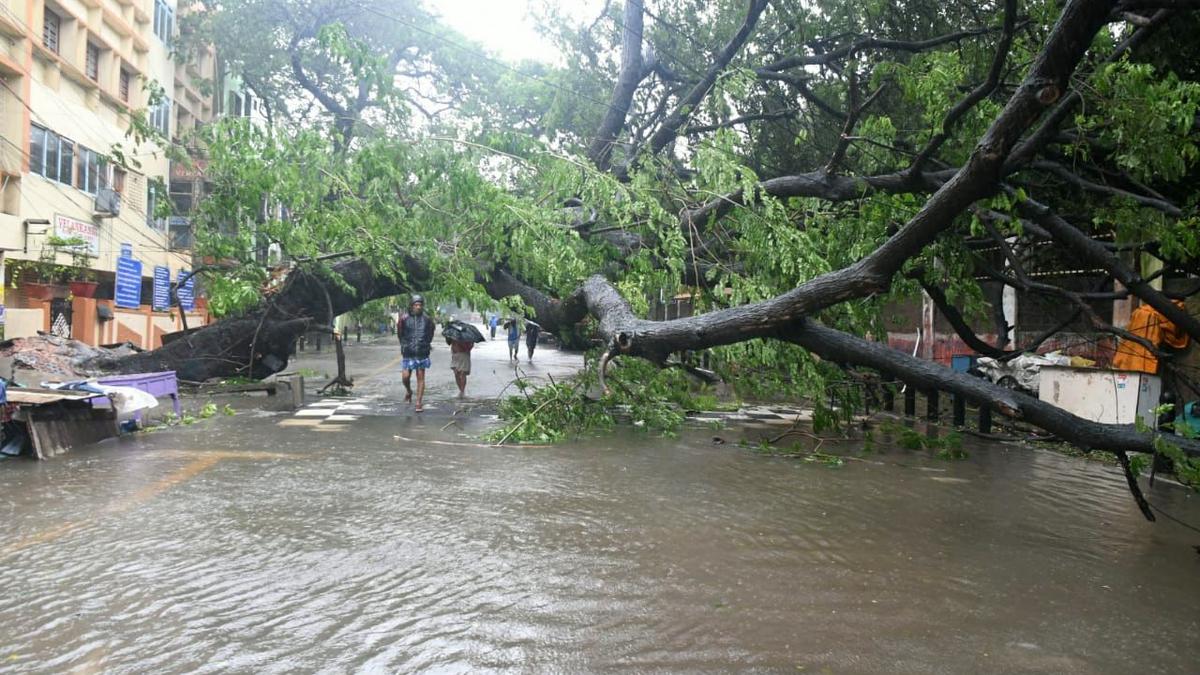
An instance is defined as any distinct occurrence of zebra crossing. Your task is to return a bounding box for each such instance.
[277,397,375,429]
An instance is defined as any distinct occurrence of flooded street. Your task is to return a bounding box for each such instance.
[1,334,1198,673]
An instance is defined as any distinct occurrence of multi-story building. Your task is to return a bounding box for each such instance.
[0,0,213,348]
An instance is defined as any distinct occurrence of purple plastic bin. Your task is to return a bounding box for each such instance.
[94,371,181,421]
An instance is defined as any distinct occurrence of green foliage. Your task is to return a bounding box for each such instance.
[491,353,730,444]
[346,298,396,327]
[1077,60,1200,183]
[1152,437,1200,488]
[747,440,847,467]
[882,422,966,458]
[491,376,610,444]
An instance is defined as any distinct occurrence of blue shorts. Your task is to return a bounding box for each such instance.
[402,357,431,371]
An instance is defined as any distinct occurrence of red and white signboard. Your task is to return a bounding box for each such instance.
[54,214,101,256]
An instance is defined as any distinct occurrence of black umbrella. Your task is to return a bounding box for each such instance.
[443,320,486,343]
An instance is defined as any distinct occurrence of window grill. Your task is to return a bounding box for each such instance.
[153,0,173,44]
[86,43,99,81]
[43,9,60,54]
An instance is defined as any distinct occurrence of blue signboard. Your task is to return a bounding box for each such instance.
[115,256,143,309]
[120,242,133,259]
[153,265,171,311]
[177,268,195,311]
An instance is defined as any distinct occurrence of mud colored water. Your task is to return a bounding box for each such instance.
[1,344,1198,672]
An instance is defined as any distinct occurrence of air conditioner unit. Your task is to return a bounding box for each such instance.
[94,187,121,218]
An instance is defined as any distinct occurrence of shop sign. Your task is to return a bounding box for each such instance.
[115,256,143,309]
[153,265,171,311]
[177,268,195,311]
[54,214,100,256]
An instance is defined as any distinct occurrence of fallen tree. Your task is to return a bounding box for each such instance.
[38,0,1195,488]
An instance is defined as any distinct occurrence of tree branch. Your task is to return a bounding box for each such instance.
[288,30,349,122]
[1030,160,1183,215]
[683,168,958,230]
[753,71,845,119]
[759,26,1002,71]
[910,271,1014,358]
[1016,195,1200,342]
[683,108,800,135]
[1004,9,1173,171]
[646,0,771,156]
[908,0,1019,176]
[587,0,645,171]
[780,319,1200,457]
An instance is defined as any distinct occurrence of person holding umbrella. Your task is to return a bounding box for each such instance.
[443,319,484,399]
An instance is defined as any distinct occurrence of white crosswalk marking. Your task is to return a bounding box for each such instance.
[280,397,380,427]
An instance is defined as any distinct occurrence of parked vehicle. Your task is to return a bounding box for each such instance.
[974,352,1082,396]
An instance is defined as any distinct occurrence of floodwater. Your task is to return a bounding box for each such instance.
[0,336,1198,673]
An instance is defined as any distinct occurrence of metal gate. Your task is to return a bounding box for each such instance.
[50,298,72,338]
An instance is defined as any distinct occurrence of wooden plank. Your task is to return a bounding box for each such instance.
[193,382,277,395]
[27,402,119,460]
[7,389,101,405]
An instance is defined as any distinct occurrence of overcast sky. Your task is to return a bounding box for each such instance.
[430,0,603,63]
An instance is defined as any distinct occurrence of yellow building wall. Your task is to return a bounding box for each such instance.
[0,0,212,347]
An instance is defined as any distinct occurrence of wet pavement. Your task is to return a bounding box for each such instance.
[1,329,1198,673]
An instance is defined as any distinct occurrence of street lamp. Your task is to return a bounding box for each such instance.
[22,218,50,254]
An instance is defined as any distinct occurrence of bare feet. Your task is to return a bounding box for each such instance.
[404,391,412,403]
[414,404,424,413]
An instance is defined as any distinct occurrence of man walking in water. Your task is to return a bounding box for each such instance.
[505,318,520,361]
[525,320,541,362]
[398,294,435,412]
[489,314,499,339]
[447,333,474,399]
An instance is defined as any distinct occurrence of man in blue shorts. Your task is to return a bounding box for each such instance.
[505,318,520,361]
[398,294,435,412]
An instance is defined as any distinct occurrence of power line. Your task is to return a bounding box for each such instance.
[0,136,191,258]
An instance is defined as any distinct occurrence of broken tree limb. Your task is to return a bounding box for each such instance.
[1018,196,1200,342]
[779,319,1200,458]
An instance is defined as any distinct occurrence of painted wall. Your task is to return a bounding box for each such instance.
[74,296,206,348]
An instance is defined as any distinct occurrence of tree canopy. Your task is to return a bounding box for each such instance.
[130,0,1200,489]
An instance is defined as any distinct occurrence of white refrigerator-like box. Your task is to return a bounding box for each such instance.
[1038,366,1162,428]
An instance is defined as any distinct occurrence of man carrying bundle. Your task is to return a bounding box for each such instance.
[443,319,484,399]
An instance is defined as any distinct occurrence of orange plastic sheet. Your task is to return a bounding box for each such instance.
[1112,302,1191,373]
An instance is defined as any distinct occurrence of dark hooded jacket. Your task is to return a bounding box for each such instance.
[397,312,435,358]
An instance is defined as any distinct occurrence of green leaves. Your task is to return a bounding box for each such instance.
[1077,60,1200,183]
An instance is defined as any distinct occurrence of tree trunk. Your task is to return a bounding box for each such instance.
[88,257,427,382]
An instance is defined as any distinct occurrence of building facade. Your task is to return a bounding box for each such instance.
[0,0,213,348]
